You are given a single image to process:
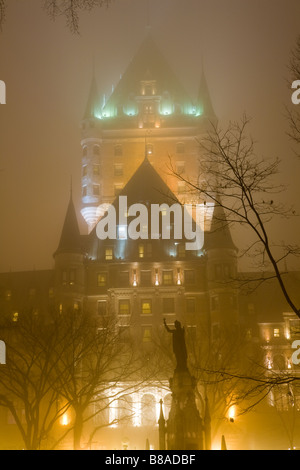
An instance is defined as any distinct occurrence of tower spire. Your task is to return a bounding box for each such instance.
[83,67,100,120]
[146,0,151,31]
[197,62,216,118]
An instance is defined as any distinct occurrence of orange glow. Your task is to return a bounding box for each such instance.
[61,413,70,426]
[228,405,235,422]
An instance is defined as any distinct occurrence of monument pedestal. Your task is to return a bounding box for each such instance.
[166,367,204,450]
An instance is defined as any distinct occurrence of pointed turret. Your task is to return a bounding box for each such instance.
[55,193,82,256]
[204,202,237,252]
[83,73,101,120]
[196,66,216,119]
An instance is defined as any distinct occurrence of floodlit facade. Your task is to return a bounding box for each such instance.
[0,35,300,450]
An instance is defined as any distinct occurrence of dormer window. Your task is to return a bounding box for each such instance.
[114,144,123,157]
[140,80,156,96]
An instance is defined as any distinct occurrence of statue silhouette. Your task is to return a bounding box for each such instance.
[164,319,188,370]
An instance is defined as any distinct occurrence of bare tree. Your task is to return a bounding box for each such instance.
[287,34,300,152]
[0,307,153,450]
[49,308,149,450]
[0,310,70,450]
[170,115,300,318]
[0,0,112,33]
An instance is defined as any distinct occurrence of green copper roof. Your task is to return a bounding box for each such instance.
[102,34,194,117]
[83,73,101,120]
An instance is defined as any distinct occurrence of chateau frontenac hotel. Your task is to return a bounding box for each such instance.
[0,34,300,450]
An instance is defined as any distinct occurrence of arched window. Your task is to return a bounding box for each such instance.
[176,142,185,154]
[118,395,133,425]
[114,144,123,157]
[141,394,156,426]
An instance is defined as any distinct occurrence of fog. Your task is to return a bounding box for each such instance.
[0,0,299,272]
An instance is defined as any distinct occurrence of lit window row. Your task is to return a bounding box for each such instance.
[82,144,100,156]
[96,268,196,287]
[96,297,197,317]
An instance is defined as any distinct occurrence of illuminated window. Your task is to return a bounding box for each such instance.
[186,297,196,313]
[114,144,123,156]
[118,225,127,240]
[184,269,195,285]
[163,298,175,314]
[119,300,130,316]
[144,103,154,114]
[93,184,100,196]
[73,301,79,311]
[143,327,152,342]
[118,395,133,424]
[141,300,152,315]
[105,248,113,260]
[162,271,173,286]
[12,311,19,322]
[93,164,100,176]
[141,394,156,426]
[138,244,145,259]
[97,272,107,287]
[274,328,280,338]
[146,144,154,156]
[114,164,123,176]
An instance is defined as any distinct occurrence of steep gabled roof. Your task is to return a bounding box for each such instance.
[55,195,82,256]
[204,202,237,252]
[83,73,101,120]
[196,68,216,119]
[114,156,179,209]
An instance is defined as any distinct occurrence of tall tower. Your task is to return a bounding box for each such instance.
[80,73,104,232]
[80,35,217,233]
[204,202,239,337]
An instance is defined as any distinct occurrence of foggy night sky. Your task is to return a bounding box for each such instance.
[0,0,300,273]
